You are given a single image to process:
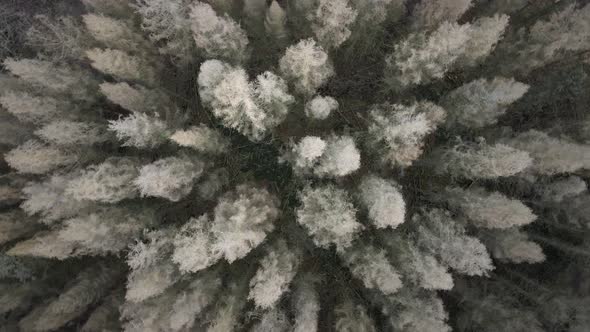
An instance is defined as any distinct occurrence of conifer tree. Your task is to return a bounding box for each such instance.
[367,101,446,167]
[441,77,529,128]
[248,239,300,309]
[441,186,536,229]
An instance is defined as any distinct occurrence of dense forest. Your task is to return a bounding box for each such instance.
[1,0,589,331]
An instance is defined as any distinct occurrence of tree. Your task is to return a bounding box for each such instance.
[126,229,179,302]
[505,130,590,175]
[367,101,446,167]
[281,136,327,175]
[5,140,76,175]
[296,185,362,251]
[385,290,451,332]
[313,135,361,177]
[0,91,70,124]
[189,1,249,63]
[264,1,288,43]
[410,0,472,30]
[99,82,172,114]
[3,58,96,101]
[384,22,470,90]
[441,186,536,229]
[196,168,229,200]
[381,234,454,291]
[80,291,123,332]
[8,207,155,259]
[251,309,291,332]
[251,71,295,134]
[244,0,266,17]
[535,176,587,203]
[334,299,376,332]
[172,185,281,273]
[311,0,357,49]
[292,273,320,332]
[279,39,334,96]
[205,278,250,332]
[20,173,93,224]
[134,0,194,62]
[168,272,222,331]
[282,135,361,177]
[172,214,220,273]
[304,95,338,120]
[170,124,229,154]
[35,120,107,146]
[210,185,280,262]
[341,243,403,295]
[440,77,529,128]
[480,228,545,264]
[134,155,205,201]
[108,113,169,148]
[548,193,590,229]
[399,241,454,291]
[351,0,406,25]
[82,13,148,52]
[415,209,494,276]
[66,157,141,203]
[433,140,532,179]
[248,240,300,308]
[500,3,590,75]
[18,263,123,332]
[357,175,405,229]
[121,269,221,331]
[293,137,326,166]
[85,48,157,85]
[384,15,508,90]
[26,15,89,62]
[198,60,294,141]
[458,14,509,67]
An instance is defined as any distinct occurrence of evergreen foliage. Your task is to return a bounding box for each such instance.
[1,0,589,331]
